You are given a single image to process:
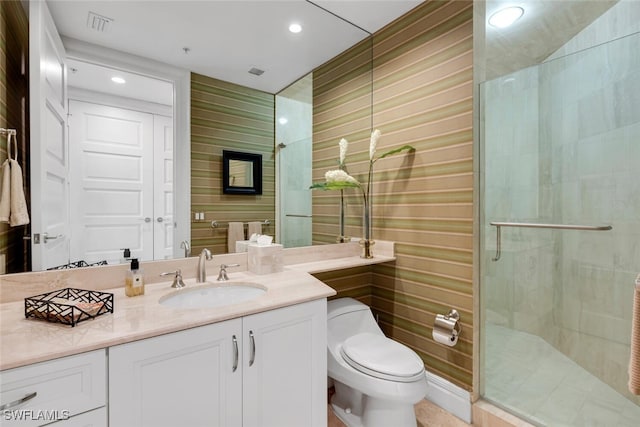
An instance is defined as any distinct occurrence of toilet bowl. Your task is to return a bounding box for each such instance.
[327,298,428,427]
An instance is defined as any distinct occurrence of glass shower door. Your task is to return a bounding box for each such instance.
[480,31,640,426]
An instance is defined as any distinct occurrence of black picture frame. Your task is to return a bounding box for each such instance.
[222,150,263,195]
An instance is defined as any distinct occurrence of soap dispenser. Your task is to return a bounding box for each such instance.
[125,258,145,297]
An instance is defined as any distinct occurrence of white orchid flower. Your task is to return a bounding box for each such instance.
[325,169,360,185]
[369,129,381,161]
[339,138,348,166]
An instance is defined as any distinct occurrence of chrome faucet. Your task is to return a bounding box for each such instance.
[160,269,186,289]
[217,263,240,281]
[197,248,212,283]
[180,240,191,258]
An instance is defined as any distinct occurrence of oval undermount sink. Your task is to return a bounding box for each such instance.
[159,282,267,309]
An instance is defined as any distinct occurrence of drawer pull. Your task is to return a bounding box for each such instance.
[232,335,239,372]
[0,391,37,411]
[249,331,256,367]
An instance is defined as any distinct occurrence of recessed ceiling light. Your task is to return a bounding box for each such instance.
[289,23,302,34]
[278,117,288,125]
[488,6,524,28]
[111,76,126,84]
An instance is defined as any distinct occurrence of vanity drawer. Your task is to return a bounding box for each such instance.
[0,350,106,427]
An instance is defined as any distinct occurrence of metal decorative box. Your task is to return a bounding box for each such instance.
[25,288,114,327]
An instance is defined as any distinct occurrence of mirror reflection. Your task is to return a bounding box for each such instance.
[229,161,254,187]
[5,0,375,273]
[222,150,262,195]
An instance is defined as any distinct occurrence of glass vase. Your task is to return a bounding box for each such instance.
[360,198,374,259]
[337,190,349,243]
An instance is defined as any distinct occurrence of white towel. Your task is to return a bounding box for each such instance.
[0,133,29,226]
[247,221,262,237]
[629,274,640,395]
[0,160,10,222]
[227,222,245,253]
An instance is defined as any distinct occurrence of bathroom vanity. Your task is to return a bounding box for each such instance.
[110,299,326,427]
[0,241,395,426]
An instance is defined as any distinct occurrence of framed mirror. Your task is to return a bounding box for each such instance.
[223,150,263,195]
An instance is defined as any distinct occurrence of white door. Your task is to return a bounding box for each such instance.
[29,0,70,270]
[109,319,243,427]
[68,100,153,264]
[153,115,174,260]
[242,299,327,427]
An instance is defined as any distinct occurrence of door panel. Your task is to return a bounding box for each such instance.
[30,0,69,270]
[153,115,174,259]
[109,319,242,427]
[69,100,153,264]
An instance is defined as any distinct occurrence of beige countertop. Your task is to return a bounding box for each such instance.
[0,269,335,371]
[0,241,395,371]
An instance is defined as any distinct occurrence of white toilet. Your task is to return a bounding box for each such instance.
[327,298,428,427]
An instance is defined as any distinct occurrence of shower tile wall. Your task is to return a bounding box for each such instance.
[542,31,640,402]
[276,90,313,248]
[482,65,554,339]
[483,27,640,403]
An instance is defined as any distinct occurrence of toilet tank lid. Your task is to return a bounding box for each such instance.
[327,297,370,319]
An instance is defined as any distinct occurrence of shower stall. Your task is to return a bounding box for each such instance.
[480,7,640,426]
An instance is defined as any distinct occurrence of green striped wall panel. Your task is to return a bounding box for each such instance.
[190,73,275,256]
[312,0,474,390]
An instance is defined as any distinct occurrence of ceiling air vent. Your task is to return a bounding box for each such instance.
[87,11,113,33]
[248,67,265,76]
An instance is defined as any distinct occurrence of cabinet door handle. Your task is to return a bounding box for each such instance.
[0,391,37,411]
[249,330,256,367]
[232,335,238,372]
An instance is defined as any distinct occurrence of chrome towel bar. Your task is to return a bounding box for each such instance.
[211,219,271,229]
[490,221,613,261]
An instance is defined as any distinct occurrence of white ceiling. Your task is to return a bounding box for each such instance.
[67,58,174,105]
[48,0,423,95]
[483,0,617,80]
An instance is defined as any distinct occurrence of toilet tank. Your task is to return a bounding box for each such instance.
[327,298,383,343]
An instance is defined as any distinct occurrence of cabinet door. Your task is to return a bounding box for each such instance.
[51,407,106,426]
[242,299,327,427]
[109,319,242,427]
[0,350,106,427]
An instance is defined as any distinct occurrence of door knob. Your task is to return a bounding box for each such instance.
[156,217,164,223]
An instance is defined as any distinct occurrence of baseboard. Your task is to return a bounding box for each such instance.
[424,370,472,423]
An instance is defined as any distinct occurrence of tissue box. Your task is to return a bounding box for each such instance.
[248,243,283,275]
[235,240,250,253]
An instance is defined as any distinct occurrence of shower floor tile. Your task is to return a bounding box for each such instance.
[484,324,640,426]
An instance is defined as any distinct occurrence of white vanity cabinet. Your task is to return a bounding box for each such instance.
[0,350,107,427]
[242,300,327,427]
[108,318,243,427]
[108,298,327,427]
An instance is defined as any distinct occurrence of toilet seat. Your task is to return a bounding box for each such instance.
[340,333,425,382]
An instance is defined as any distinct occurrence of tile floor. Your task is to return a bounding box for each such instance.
[327,398,471,427]
[484,324,640,426]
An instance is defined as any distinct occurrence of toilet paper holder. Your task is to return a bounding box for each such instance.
[434,309,462,340]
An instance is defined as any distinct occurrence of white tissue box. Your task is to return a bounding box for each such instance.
[248,244,283,275]
[235,240,250,253]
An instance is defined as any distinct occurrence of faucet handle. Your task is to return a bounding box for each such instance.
[160,269,186,289]
[217,263,240,282]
